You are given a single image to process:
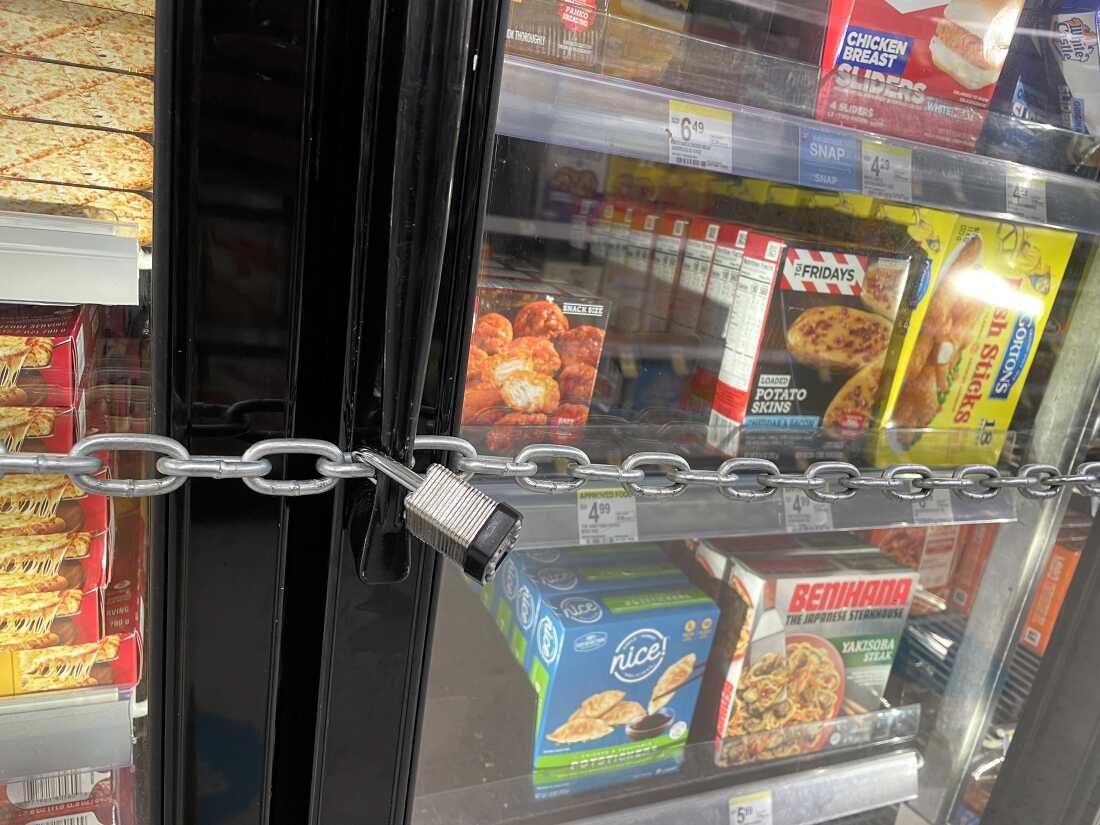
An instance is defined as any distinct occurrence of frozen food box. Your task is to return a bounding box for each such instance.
[643,211,691,332]
[698,223,750,339]
[462,278,611,453]
[0,304,97,409]
[817,0,1026,150]
[602,0,690,85]
[529,583,718,771]
[867,525,965,610]
[533,743,685,799]
[707,231,917,454]
[1047,1,1100,136]
[0,179,152,246]
[0,768,115,813]
[495,543,687,666]
[669,217,724,333]
[693,541,917,766]
[0,395,86,455]
[0,530,110,597]
[505,0,609,70]
[874,216,1076,466]
[949,523,999,613]
[1020,542,1080,655]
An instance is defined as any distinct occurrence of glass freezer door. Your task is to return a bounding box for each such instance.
[0,0,154,822]
[399,2,1100,825]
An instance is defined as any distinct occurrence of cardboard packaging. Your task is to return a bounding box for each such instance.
[670,217,724,332]
[694,539,917,766]
[0,304,97,409]
[1020,542,1080,655]
[506,0,610,70]
[462,278,611,453]
[817,0,1026,150]
[528,583,718,771]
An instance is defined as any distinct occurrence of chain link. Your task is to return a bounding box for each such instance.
[2,432,1100,504]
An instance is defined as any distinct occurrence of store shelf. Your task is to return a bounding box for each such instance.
[0,210,139,306]
[496,55,1100,235]
[0,687,133,783]
[477,476,1016,551]
[413,748,918,825]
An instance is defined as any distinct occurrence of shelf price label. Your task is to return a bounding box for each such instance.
[782,488,834,533]
[1006,169,1047,224]
[668,99,733,174]
[729,789,773,825]
[799,127,859,191]
[913,490,954,524]
[861,142,912,202]
[577,487,639,545]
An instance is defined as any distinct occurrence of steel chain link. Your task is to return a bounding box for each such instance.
[3,432,1100,503]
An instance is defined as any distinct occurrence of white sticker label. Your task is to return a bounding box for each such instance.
[1006,169,1047,224]
[577,487,639,545]
[729,789,773,825]
[668,100,733,173]
[913,491,954,524]
[783,488,834,533]
[7,771,98,807]
[862,142,912,202]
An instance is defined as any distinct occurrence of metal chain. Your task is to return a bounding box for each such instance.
[5,432,1100,503]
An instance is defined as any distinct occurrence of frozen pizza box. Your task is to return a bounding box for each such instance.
[873,216,1076,466]
[529,583,718,771]
[817,0,1026,151]
[692,540,917,766]
[706,230,918,456]
[0,304,97,409]
[462,278,611,454]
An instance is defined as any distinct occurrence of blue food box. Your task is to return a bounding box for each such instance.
[528,584,718,771]
[510,551,688,669]
[532,742,685,800]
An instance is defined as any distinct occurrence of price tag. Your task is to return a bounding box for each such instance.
[913,491,954,524]
[799,127,859,191]
[861,142,912,202]
[729,789,773,825]
[668,100,733,174]
[1006,169,1047,224]
[782,488,834,533]
[577,487,639,545]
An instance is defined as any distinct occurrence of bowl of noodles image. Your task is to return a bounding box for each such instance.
[720,633,845,766]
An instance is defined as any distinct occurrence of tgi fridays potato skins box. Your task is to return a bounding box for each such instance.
[707,231,916,454]
[818,0,1026,150]
[874,216,1075,466]
[529,583,717,771]
[463,278,610,454]
[694,540,917,766]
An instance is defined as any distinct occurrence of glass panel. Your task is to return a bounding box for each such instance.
[415,2,1100,824]
[0,1,155,822]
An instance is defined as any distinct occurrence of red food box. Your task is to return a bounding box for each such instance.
[949,523,999,613]
[643,210,691,333]
[605,204,661,333]
[669,217,723,333]
[817,0,1025,150]
[1020,543,1080,655]
[462,278,611,453]
[0,305,97,409]
[867,525,965,610]
[0,769,120,824]
[698,223,751,339]
[0,391,87,456]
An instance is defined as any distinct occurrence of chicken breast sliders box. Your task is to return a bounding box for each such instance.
[707,230,918,457]
[693,539,917,766]
[529,583,718,771]
[818,0,1026,150]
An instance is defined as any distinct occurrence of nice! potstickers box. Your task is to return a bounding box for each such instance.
[693,540,918,766]
[528,583,718,772]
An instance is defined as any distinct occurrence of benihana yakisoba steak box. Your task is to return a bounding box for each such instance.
[694,539,917,766]
[463,278,611,453]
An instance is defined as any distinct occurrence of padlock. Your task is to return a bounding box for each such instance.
[354,449,522,584]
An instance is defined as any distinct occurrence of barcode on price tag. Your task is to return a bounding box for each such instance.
[668,100,733,174]
[861,142,912,202]
[1005,169,1047,224]
[783,488,833,533]
[729,789,773,825]
[913,491,954,524]
[577,487,639,545]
